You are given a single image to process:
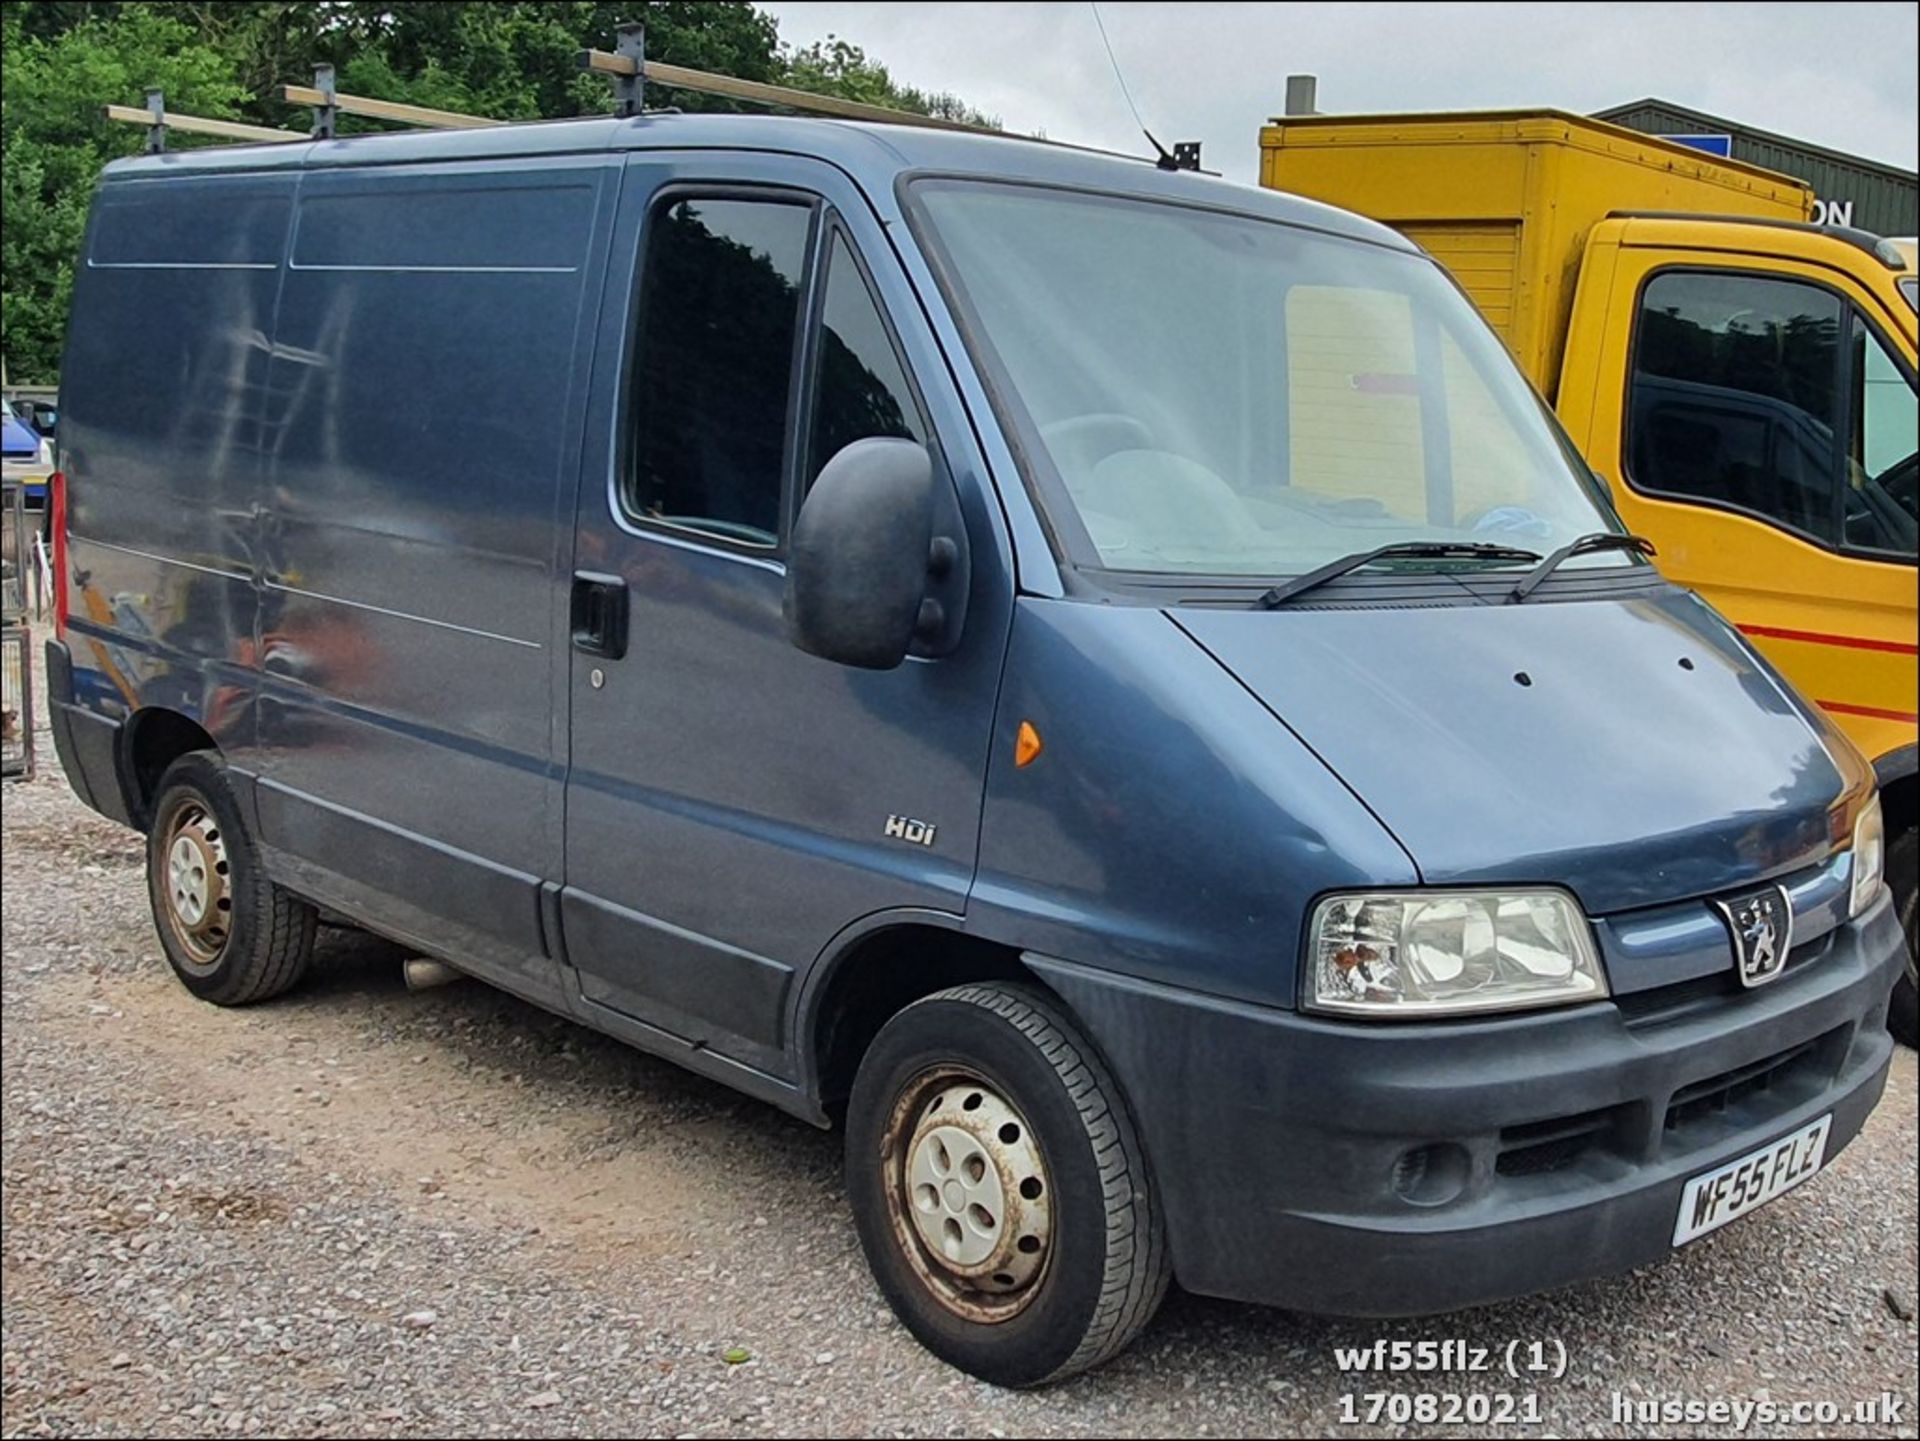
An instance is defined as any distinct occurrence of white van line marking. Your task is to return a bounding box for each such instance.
[73,535,252,584]
[264,580,542,649]
[86,261,278,271]
[285,263,578,274]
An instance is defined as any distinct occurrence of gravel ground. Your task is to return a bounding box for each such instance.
[2,701,1916,1439]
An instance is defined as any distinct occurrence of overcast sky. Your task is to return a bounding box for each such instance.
[761,2,1920,182]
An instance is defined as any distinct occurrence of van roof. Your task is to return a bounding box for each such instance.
[101,109,1413,253]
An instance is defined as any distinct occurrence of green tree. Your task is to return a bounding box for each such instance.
[2,3,249,380]
[781,35,997,129]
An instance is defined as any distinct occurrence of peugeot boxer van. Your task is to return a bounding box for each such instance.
[46,113,1905,1387]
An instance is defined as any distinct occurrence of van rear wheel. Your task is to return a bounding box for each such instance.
[845,983,1170,1387]
[146,752,316,1005]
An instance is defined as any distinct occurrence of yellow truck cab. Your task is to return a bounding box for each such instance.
[1260,110,1920,1040]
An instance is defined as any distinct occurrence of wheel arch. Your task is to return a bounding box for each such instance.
[119,706,218,831]
[797,912,1043,1114]
[1874,744,1918,844]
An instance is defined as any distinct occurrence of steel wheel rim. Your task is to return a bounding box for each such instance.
[882,1067,1054,1323]
[160,801,232,971]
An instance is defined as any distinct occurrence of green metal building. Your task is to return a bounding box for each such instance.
[1596,98,1918,237]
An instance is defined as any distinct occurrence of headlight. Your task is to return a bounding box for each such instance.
[1849,795,1885,919]
[1306,889,1607,1018]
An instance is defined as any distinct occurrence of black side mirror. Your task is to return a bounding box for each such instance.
[785,438,944,670]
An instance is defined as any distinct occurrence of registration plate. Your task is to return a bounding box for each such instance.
[1672,1114,1831,1246]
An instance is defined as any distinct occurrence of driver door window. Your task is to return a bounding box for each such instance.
[1846,317,1919,556]
[1627,271,1844,547]
[625,195,812,548]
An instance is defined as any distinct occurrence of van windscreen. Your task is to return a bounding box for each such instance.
[912,181,1628,578]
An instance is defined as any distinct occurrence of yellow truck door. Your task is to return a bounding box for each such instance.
[1559,225,1919,771]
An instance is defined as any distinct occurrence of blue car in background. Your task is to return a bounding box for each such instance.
[1,397,53,502]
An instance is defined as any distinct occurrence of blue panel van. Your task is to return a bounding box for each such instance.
[45,112,1905,1386]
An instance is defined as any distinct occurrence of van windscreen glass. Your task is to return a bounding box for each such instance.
[628,197,811,547]
[912,182,1625,578]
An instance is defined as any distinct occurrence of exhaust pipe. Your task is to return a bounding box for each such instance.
[403,957,466,992]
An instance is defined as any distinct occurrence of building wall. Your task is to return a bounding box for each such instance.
[1598,102,1918,237]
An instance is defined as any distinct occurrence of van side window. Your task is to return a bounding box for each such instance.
[1628,272,1843,547]
[1844,316,1919,557]
[806,233,924,487]
[628,197,812,547]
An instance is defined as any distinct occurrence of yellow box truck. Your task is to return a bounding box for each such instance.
[1261,110,1918,1036]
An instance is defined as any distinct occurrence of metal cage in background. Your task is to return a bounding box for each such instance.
[2,624,31,781]
[2,479,36,781]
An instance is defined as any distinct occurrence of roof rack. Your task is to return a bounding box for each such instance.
[103,21,1204,172]
[282,64,502,139]
[104,89,304,153]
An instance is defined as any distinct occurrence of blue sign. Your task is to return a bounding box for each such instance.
[1660,133,1734,158]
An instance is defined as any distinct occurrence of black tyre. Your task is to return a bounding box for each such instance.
[845,982,1171,1387]
[1888,828,1917,1050]
[146,751,316,1005]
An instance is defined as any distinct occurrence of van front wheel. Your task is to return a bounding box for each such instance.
[147,752,316,1005]
[845,983,1170,1387]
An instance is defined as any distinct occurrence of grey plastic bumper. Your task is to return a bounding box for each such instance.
[1027,891,1903,1316]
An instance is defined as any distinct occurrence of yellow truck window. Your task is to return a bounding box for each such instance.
[1627,271,1843,547]
[1846,317,1919,556]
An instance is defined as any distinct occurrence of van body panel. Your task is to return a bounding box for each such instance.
[1174,587,1857,915]
[556,151,1015,1072]
[61,171,297,742]
[242,153,620,997]
[970,599,1419,1010]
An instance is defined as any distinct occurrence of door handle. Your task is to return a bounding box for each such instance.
[570,571,629,660]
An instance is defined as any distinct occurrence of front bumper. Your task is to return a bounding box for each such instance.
[1027,890,1903,1316]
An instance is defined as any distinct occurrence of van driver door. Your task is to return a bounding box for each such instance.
[558,152,1010,1084]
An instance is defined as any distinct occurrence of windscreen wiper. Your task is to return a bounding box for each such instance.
[1256,541,1543,609]
[1506,532,1656,604]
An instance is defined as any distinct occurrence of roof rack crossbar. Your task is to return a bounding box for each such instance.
[103,96,306,148]
[280,82,502,132]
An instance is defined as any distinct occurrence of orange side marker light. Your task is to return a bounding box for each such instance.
[1015,720,1044,768]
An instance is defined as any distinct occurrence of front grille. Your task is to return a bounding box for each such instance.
[1496,1104,1626,1177]
[1614,972,1734,1027]
[1615,933,1837,1028]
[1663,1028,1841,1133]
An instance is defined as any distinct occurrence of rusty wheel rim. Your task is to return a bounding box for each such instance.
[881,1067,1054,1323]
[160,801,232,972]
